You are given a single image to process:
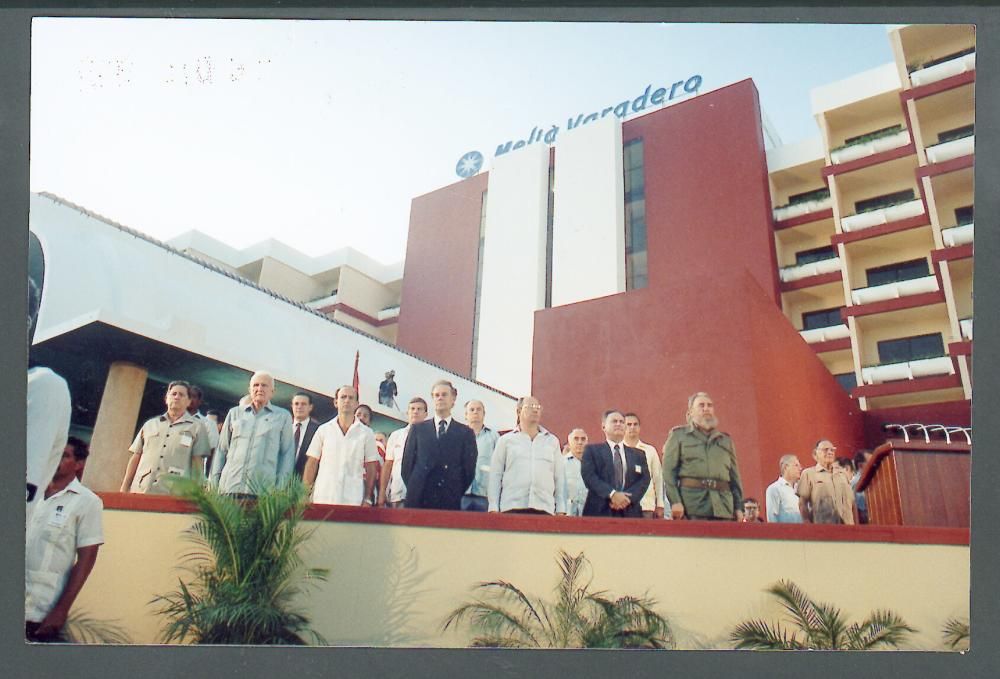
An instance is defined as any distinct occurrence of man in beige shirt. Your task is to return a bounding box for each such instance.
[623,413,665,518]
[120,380,212,494]
[797,439,855,525]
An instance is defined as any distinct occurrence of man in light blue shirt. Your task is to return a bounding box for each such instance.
[210,371,295,497]
[488,396,567,515]
[764,453,803,523]
[563,428,589,517]
[461,399,499,512]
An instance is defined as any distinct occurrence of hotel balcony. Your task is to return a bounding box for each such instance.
[830,127,911,165]
[773,193,832,223]
[960,318,972,341]
[851,274,939,306]
[941,223,974,248]
[799,323,850,345]
[306,292,339,310]
[861,355,954,385]
[841,197,925,234]
[909,50,975,88]
[925,134,974,165]
[779,255,841,283]
[377,305,401,321]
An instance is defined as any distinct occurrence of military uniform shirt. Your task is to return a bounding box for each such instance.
[129,412,212,494]
[662,424,743,519]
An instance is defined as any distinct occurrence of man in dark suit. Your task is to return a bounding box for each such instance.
[291,392,321,478]
[401,379,478,510]
[581,410,650,518]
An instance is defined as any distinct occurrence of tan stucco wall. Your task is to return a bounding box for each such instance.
[74,509,968,650]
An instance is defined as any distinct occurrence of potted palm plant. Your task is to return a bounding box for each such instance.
[442,550,673,648]
[730,580,915,650]
[153,478,328,644]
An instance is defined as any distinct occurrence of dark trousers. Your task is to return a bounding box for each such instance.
[26,621,64,643]
[461,495,489,512]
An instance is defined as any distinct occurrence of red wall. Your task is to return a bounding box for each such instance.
[532,79,863,503]
[532,271,864,504]
[623,79,780,305]
[395,172,488,377]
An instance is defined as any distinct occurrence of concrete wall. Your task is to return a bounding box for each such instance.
[75,499,969,650]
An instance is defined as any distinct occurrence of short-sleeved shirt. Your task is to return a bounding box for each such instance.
[306,419,379,505]
[634,441,664,512]
[25,479,104,622]
[27,367,71,523]
[211,402,295,495]
[384,425,411,503]
[797,465,854,525]
[194,411,220,450]
[466,426,500,497]
[129,412,212,494]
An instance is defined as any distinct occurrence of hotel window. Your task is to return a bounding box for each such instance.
[854,188,915,215]
[877,333,944,364]
[955,205,974,226]
[802,307,842,331]
[938,124,974,144]
[787,186,830,206]
[624,138,647,290]
[865,258,929,287]
[795,245,837,266]
[834,372,857,393]
[470,190,488,378]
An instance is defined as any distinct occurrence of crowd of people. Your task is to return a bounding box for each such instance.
[117,371,873,527]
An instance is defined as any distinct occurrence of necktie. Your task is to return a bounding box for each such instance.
[438,419,447,438]
[613,444,624,490]
[294,422,301,452]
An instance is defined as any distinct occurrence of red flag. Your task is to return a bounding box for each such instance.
[352,350,360,398]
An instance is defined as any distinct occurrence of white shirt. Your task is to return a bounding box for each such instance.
[488,427,566,514]
[765,476,803,524]
[292,418,311,458]
[384,425,411,502]
[307,418,378,505]
[433,415,453,436]
[194,411,221,450]
[605,440,628,496]
[563,454,587,517]
[630,440,665,512]
[25,478,104,622]
[26,367,71,524]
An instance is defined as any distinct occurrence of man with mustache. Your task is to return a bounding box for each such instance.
[662,392,744,521]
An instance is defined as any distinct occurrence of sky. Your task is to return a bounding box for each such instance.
[30,19,896,265]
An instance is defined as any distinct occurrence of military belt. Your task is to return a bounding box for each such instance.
[679,477,730,491]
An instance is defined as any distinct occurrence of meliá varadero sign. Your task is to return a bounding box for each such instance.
[455,73,703,178]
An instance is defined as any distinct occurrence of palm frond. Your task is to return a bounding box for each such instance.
[63,611,133,644]
[942,617,970,650]
[848,609,917,650]
[730,618,805,650]
[766,580,824,642]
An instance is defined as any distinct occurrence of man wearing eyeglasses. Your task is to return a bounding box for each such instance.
[797,439,855,524]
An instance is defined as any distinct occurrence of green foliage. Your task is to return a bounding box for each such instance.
[730,580,915,650]
[831,124,905,153]
[152,478,328,645]
[442,550,673,649]
[63,610,133,644]
[942,617,969,650]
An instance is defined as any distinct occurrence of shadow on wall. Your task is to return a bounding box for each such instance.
[376,542,438,647]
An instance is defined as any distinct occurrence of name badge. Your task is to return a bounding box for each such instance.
[179,433,193,448]
[48,509,69,527]
[634,465,642,474]
[167,466,185,476]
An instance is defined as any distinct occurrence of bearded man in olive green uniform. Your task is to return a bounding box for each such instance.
[662,392,744,521]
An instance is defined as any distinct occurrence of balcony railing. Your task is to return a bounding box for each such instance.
[799,323,850,345]
[841,198,925,233]
[830,128,910,165]
[861,356,954,385]
[942,223,974,248]
[926,134,974,164]
[851,274,939,306]
[306,293,339,309]
[960,318,972,341]
[779,255,841,283]
[377,305,401,321]
[910,51,976,87]
[773,195,833,222]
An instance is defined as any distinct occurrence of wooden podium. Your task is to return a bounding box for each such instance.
[856,440,970,528]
